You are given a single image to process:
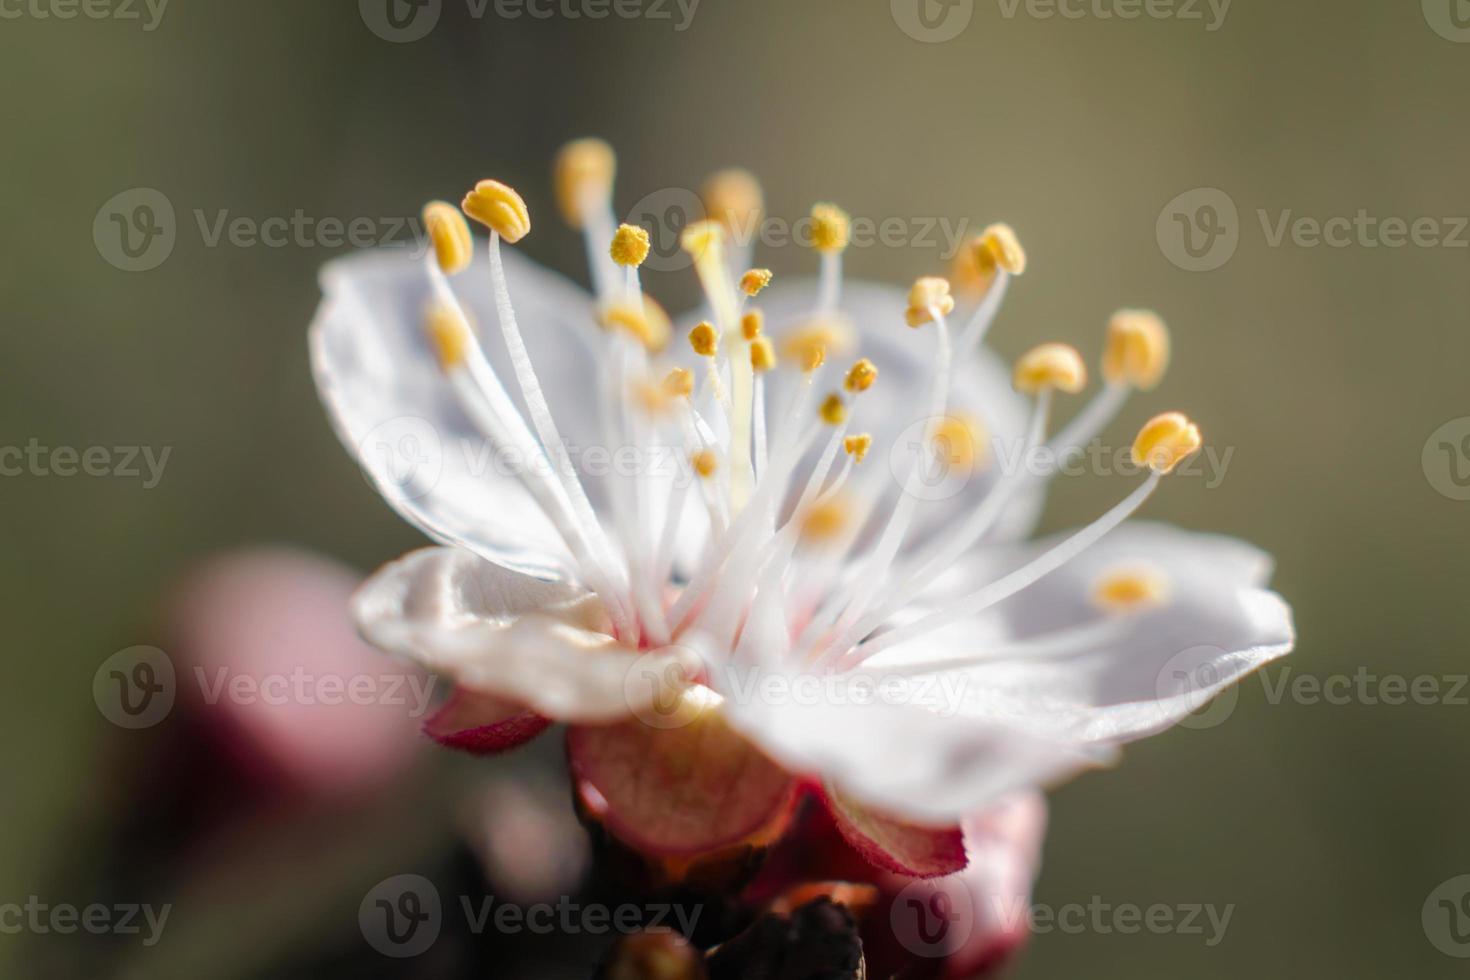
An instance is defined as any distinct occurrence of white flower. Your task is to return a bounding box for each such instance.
[310,142,1293,869]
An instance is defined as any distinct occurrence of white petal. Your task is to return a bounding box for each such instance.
[871,522,1293,744]
[719,688,1113,825]
[353,546,685,724]
[310,243,607,579]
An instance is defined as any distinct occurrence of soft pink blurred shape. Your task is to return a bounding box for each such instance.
[462,775,592,905]
[167,548,424,797]
[878,793,1049,978]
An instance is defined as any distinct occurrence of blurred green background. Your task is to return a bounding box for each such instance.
[3,0,1469,976]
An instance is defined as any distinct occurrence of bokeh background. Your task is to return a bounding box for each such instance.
[4,0,1469,976]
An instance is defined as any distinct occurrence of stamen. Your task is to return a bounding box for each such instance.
[742,310,765,341]
[692,450,719,479]
[782,316,856,365]
[554,138,616,229]
[977,223,1026,276]
[424,303,470,369]
[810,203,851,312]
[689,321,720,358]
[1133,412,1202,474]
[702,169,764,237]
[800,495,854,543]
[801,344,827,373]
[663,367,695,399]
[422,202,473,276]
[1014,343,1087,395]
[461,180,532,244]
[1093,567,1170,612]
[844,358,878,394]
[931,414,987,473]
[819,393,847,426]
[957,224,1026,352]
[1102,309,1170,390]
[843,433,873,463]
[601,295,672,352]
[750,336,778,373]
[906,277,956,328]
[610,223,652,268]
[740,268,774,297]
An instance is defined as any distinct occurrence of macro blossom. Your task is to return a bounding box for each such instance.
[309,139,1294,879]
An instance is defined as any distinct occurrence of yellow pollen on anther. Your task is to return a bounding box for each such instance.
[1014,343,1087,394]
[742,310,764,341]
[819,394,847,426]
[422,201,473,276]
[782,316,856,365]
[799,496,854,543]
[843,434,873,463]
[801,344,827,373]
[1102,309,1171,390]
[600,295,672,352]
[740,268,773,296]
[681,220,727,264]
[844,358,878,394]
[975,223,1026,276]
[750,336,777,373]
[809,204,851,253]
[905,277,956,328]
[462,180,532,244]
[424,305,470,371]
[931,415,988,472]
[663,367,695,399]
[702,169,764,234]
[689,321,720,358]
[692,450,719,479]
[1093,567,1170,612]
[553,138,616,228]
[1132,412,1202,474]
[610,224,652,267]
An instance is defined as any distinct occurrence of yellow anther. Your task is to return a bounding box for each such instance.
[799,496,853,543]
[905,277,956,328]
[600,295,672,352]
[422,201,473,276]
[809,204,851,253]
[689,321,720,358]
[950,240,993,296]
[703,168,764,233]
[801,344,827,374]
[819,394,847,426]
[843,434,873,463]
[1102,309,1171,390]
[462,180,532,244]
[974,223,1026,276]
[424,305,470,370]
[931,415,987,473]
[1093,567,1170,613]
[610,224,651,267]
[1014,343,1087,395]
[681,220,726,263]
[750,336,778,373]
[844,358,878,394]
[663,367,695,399]
[630,379,673,416]
[553,138,616,228]
[740,268,773,296]
[692,450,719,479]
[742,310,764,341]
[781,316,855,365]
[1132,412,1202,475]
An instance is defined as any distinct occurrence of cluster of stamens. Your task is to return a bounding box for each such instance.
[412,139,1201,673]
